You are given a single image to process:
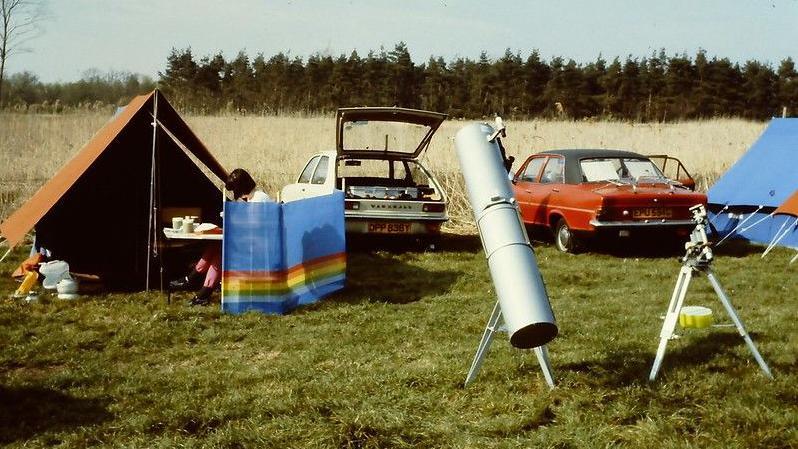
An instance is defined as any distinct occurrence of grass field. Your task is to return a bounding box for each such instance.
[0,237,796,448]
[1,113,795,448]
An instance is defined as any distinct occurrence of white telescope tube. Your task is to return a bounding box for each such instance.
[455,122,558,349]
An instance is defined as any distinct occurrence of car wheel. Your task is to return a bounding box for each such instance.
[553,218,579,253]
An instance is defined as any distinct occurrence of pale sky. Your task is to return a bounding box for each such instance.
[9,0,798,83]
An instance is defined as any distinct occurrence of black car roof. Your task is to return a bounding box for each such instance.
[538,149,646,159]
[532,149,649,184]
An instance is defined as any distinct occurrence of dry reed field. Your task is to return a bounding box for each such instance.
[0,112,766,229]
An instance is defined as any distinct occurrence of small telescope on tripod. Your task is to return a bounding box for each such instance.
[649,203,773,381]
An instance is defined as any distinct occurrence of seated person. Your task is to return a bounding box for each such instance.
[170,168,271,306]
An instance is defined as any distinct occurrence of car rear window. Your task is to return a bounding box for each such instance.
[343,121,432,155]
[580,157,664,182]
[624,159,661,179]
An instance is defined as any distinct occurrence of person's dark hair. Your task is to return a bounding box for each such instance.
[225,168,257,200]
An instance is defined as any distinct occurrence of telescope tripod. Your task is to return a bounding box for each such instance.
[465,300,555,388]
[649,206,773,381]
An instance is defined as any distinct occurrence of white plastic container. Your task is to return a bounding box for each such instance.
[39,260,71,290]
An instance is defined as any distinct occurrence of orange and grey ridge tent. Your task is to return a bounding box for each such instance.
[0,90,228,289]
[774,189,798,218]
[762,189,798,259]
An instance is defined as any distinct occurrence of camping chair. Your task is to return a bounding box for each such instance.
[159,206,204,304]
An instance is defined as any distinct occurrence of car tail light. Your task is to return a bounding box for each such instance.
[422,203,445,213]
[344,201,360,210]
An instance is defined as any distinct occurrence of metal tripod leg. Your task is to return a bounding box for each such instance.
[534,345,555,388]
[705,269,773,379]
[649,265,694,381]
[465,301,502,387]
[465,300,556,388]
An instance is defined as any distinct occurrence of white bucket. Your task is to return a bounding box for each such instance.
[57,278,79,300]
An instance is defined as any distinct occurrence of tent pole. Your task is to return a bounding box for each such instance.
[145,91,159,291]
[0,247,11,264]
[0,238,9,264]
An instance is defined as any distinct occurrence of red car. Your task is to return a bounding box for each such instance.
[512,149,707,252]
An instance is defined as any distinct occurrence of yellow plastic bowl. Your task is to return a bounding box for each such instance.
[679,306,713,329]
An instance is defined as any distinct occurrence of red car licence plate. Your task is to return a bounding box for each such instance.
[632,207,673,219]
[367,222,412,234]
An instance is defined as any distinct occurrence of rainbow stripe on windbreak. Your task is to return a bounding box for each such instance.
[222,252,346,304]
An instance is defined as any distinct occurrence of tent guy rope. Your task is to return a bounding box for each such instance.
[714,205,764,247]
[762,216,798,257]
[740,209,774,232]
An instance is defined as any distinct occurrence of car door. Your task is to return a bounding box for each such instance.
[537,156,566,225]
[513,156,548,224]
[648,155,696,190]
[281,155,333,202]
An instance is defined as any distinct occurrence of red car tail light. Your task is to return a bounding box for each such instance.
[422,203,445,213]
[344,201,360,210]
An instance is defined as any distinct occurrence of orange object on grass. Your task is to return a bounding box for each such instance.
[12,252,43,279]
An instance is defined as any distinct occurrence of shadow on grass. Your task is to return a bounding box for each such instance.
[526,225,687,259]
[711,239,765,258]
[0,385,112,444]
[586,235,687,258]
[317,250,461,306]
[435,233,483,253]
[660,331,772,374]
[346,232,483,254]
[558,332,773,388]
[557,346,652,388]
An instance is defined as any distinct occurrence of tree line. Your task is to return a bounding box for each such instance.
[3,43,797,120]
[1,69,155,112]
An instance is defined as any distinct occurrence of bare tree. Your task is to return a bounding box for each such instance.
[1,0,44,106]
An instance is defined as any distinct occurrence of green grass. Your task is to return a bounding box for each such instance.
[0,236,796,448]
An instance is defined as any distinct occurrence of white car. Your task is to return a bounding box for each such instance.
[281,107,449,237]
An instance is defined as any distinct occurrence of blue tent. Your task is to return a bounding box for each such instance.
[708,118,798,249]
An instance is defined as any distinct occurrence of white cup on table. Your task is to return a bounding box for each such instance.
[181,218,194,234]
